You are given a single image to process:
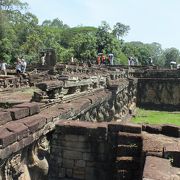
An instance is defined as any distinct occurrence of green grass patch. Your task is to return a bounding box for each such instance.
[132,108,180,126]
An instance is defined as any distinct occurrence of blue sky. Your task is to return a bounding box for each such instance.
[22,0,180,50]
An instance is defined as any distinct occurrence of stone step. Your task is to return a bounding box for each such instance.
[117,132,142,146]
[117,144,141,157]
[116,156,140,170]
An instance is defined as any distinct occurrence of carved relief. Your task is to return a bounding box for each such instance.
[28,136,49,180]
[2,152,31,180]
[0,136,49,180]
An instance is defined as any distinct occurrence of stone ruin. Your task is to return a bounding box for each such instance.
[0,62,179,180]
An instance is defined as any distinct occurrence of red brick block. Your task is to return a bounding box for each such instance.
[0,111,12,126]
[19,115,46,133]
[14,102,40,116]
[6,108,29,120]
[5,122,29,140]
[0,127,16,148]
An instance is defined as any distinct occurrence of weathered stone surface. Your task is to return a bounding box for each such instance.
[62,159,74,168]
[19,114,46,133]
[163,143,180,167]
[75,160,86,167]
[143,156,180,179]
[5,107,29,120]
[0,111,12,125]
[5,122,29,140]
[108,122,142,134]
[63,150,83,160]
[36,80,64,91]
[144,124,162,134]
[0,127,16,148]
[14,102,40,115]
[162,125,180,137]
[73,167,85,180]
[56,121,107,137]
[137,78,180,111]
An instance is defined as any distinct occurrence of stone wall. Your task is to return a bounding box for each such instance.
[49,121,143,180]
[49,121,111,180]
[137,78,180,110]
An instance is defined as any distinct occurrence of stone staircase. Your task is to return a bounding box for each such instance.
[111,124,143,180]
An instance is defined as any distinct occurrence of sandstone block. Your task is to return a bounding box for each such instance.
[0,127,16,148]
[73,167,85,180]
[5,122,29,140]
[19,115,46,133]
[0,111,12,126]
[65,168,73,178]
[108,122,142,134]
[144,124,162,134]
[162,125,180,137]
[6,107,29,120]
[14,102,40,116]
[75,160,86,167]
[63,150,82,160]
[62,159,74,168]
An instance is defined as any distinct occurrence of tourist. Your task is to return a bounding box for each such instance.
[102,55,106,64]
[41,53,46,65]
[0,60,7,76]
[71,56,74,63]
[97,56,101,65]
[21,57,27,73]
[16,59,22,74]
[108,54,114,65]
[128,57,131,66]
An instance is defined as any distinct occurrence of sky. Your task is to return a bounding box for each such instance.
[22,0,180,50]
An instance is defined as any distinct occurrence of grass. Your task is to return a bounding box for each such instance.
[132,108,180,126]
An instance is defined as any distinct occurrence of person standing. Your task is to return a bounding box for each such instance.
[1,60,7,75]
[21,57,27,73]
[16,59,22,75]
[41,53,46,66]
[97,56,101,65]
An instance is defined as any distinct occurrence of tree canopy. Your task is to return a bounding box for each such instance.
[0,0,180,66]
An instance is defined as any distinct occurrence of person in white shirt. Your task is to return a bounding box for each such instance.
[41,53,46,65]
[0,61,7,75]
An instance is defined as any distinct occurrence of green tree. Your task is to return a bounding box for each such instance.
[70,32,97,61]
[113,22,130,40]
[163,48,180,67]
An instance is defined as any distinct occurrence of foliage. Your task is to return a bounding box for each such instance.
[112,22,130,40]
[163,48,180,67]
[0,0,180,66]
